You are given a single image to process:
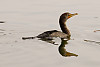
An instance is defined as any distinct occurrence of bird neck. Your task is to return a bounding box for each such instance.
[59,20,71,36]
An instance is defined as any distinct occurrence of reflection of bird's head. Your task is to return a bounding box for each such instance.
[59,12,78,23]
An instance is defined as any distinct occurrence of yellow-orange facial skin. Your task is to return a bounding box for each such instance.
[68,13,78,19]
[68,16,72,18]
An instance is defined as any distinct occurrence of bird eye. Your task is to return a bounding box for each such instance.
[68,14,71,16]
[63,16,66,19]
[68,14,70,16]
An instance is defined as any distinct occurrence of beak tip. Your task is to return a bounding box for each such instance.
[75,13,78,15]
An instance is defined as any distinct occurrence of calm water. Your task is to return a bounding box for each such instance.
[0,0,100,67]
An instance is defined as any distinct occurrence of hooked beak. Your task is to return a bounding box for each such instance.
[68,13,78,18]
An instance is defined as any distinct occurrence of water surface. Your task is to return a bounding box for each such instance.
[0,0,100,67]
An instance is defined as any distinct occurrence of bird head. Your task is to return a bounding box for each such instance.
[59,12,78,23]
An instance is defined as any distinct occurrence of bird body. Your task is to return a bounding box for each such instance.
[36,12,78,39]
[37,30,69,39]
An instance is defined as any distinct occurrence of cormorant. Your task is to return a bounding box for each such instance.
[22,12,78,40]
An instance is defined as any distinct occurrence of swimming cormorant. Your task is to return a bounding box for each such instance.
[22,12,78,40]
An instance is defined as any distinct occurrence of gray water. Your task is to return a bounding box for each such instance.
[0,0,100,67]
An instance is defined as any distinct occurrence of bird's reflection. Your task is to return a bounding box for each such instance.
[59,39,78,57]
[39,38,78,57]
[22,36,78,57]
